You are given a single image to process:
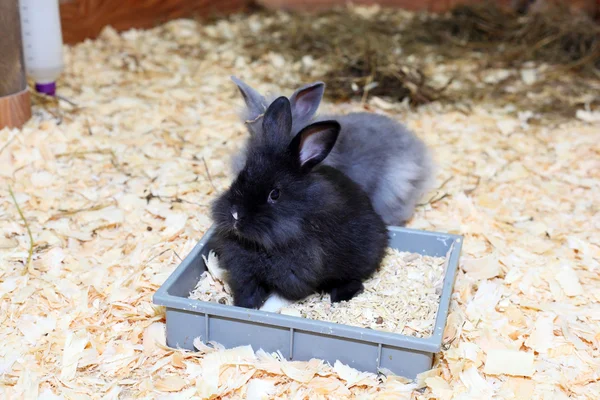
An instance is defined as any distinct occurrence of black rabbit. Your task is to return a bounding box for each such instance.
[210,96,388,309]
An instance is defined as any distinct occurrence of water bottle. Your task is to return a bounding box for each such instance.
[19,0,65,96]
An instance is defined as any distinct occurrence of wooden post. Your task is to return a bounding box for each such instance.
[0,0,32,129]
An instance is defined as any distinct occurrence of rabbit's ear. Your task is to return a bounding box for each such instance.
[289,82,325,123]
[231,76,267,120]
[263,96,293,145]
[290,121,340,171]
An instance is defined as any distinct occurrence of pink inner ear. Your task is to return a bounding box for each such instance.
[293,86,320,117]
[294,100,311,117]
[299,133,321,166]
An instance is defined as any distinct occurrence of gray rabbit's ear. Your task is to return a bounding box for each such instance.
[289,82,325,123]
[231,76,267,120]
[290,120,340,171]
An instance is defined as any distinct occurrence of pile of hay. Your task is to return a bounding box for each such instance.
[233,8,447,105]
[414,2,600,75]
[224,3,600,118]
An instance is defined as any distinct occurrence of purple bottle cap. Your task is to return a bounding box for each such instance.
[35,82,56,96]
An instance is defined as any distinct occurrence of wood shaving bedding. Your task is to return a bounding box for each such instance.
[0,5,599,399]
[189,249,447,338]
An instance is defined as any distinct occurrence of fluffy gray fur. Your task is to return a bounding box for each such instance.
[229,76,434,226]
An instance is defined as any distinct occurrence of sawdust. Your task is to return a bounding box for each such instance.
[189,249,447,338]
[0,5,599,399]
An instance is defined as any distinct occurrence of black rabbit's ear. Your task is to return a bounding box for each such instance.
[231,76,267,121]
[289,82,325,122]
[262,96,293,144]
[290,121,340,171]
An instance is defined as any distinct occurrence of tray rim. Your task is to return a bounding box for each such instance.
[153,225,463,354]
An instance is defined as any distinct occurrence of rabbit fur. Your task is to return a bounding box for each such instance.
[210,96,388,309]
[229,76,434,226]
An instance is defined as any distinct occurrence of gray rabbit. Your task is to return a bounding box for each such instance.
[229,76,434,226]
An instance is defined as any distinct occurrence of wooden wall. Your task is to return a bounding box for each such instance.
[59,0,251,45]
[256,0,508,13]
[59,0,599,45]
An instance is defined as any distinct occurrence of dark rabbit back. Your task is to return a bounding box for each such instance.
[210,96,388,309]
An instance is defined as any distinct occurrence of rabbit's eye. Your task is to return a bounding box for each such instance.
[268,188,280,203]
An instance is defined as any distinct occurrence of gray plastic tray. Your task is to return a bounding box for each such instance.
[153,225,462,379]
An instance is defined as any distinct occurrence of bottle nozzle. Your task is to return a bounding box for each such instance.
[35,82,57,96]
